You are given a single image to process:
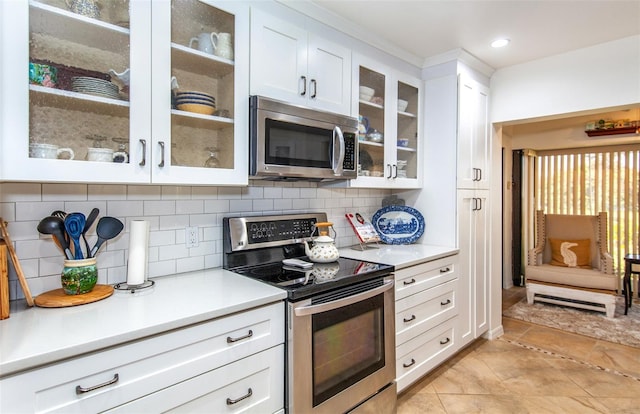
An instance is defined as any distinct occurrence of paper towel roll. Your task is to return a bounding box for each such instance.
[127,220,150,286]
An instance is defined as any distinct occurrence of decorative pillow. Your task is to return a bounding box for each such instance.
[549,238,592,268]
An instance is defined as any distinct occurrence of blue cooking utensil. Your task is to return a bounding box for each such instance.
[64,213,86,260]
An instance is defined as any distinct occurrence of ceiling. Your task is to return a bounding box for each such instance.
[307,0,640,70]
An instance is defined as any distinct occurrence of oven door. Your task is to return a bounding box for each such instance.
[287,276,396,414]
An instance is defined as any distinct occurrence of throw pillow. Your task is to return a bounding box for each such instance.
[549,238,592,268]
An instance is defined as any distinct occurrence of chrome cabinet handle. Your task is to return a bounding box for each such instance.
[440,267,450,273]
[387,164,392,178]
[441,299,451,306]
[158,141,165,167]
[403,314,416,323]
[403,278,416,286]
[76,373,119,394]
[138,139,146,166]
[392,164,397,178]
[440,337,451,345]
[300,76,307,96]
[310,79,317,98]
[226,388,252,405]
[403,359,415,368]
[227,329,253,343]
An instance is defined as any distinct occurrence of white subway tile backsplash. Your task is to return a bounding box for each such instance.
[144,200,176,216]
[42,183,87,201]
[1,183,392,299]
[1,183,42,202]
[107,200,144,217]
[16,201,63,221]
[88,184,127,200]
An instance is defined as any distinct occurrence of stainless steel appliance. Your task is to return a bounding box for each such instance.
[249,96,358,181]
[223,213,396,414]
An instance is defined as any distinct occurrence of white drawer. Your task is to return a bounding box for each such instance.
[0,302,284,413]
[395,278,457,345]
[395,255,458,300]
[395,317,457,392]
[106,344,284,414]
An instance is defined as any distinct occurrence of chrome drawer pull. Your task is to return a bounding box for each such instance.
[403,359,415,368]
[440,267,450,273]
[76,373,119,394]
[227,329,253,343]
[226,388,252,405]
[403,314,416,323]
[403,278,416,286]
[441,299,451,306]
[440,337,451,345]
[158,141,165,167]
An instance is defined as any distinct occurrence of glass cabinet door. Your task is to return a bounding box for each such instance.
[396,81,419,180]
[357,65,386,179]
[24,0,143,182]
[156,0,236,178]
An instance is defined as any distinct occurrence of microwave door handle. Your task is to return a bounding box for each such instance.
[294,279,394,316]
[333,126,345,176]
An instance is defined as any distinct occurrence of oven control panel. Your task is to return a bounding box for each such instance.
[223,213,327,252]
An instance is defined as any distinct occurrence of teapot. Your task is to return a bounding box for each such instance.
[304,222,339,263]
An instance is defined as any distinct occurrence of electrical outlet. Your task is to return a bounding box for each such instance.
[186,226,199,248]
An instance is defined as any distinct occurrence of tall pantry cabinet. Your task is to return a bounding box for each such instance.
[413,61,492,350]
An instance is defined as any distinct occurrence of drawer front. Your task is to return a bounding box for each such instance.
[0,302,284,413]
[395,255,458,300]
[395,278,457,345]
[106,345,284,414]
[395,317,457,392]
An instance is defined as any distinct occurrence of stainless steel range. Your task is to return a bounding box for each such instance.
[223,213,397,414]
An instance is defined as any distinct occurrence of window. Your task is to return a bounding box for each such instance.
[533,144,640,275]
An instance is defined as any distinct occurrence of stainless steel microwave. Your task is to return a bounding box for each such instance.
[249,96,358,180]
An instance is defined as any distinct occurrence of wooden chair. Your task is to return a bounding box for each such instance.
[525,211,618,318]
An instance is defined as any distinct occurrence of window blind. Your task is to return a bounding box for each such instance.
[534,144,640,275]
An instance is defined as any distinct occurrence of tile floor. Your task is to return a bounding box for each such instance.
[397,287,640,413]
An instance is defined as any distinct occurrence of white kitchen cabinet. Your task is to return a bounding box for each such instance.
[457,74,490,190]
[249,8,351,115]
[0,0,248,185]
[393,255,459,392]
[351,54,423,189]
[0,302,285,413]
[457,189,490,345]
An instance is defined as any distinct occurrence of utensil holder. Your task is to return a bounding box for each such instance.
[61,258,97,295]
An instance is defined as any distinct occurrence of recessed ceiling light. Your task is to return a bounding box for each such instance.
[491,38,510,48]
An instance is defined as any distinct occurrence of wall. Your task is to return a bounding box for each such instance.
[491,35,640,124]
[0,181,391,300]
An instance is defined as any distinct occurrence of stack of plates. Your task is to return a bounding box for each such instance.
[175,91,216,115]
[71,76,120,99]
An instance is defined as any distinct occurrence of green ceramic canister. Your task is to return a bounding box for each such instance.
[61,258,97,295]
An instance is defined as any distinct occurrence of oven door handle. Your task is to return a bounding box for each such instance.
[294,279,394,316]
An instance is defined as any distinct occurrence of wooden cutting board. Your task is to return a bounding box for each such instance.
[34,284,114,308]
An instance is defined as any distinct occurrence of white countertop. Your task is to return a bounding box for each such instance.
[0,269,286,377]
[339,244,458,269]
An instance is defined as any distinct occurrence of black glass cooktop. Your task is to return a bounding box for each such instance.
[232,257,393,301]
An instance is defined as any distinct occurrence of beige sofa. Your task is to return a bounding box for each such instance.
[525,211,618,318]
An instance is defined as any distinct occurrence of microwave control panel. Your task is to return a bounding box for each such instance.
[344,133,356,171]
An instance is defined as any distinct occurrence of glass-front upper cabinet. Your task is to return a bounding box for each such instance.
[0,0,248,185]
[351,54,422,189]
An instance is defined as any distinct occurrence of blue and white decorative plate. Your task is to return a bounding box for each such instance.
[371,205,425,244]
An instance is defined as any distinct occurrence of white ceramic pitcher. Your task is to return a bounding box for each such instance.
[189,32,216,55]
[213,33,233,60]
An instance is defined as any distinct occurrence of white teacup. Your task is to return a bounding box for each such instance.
[87,147,127,163]
[30,143,75,160]
[189,32,216,55]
